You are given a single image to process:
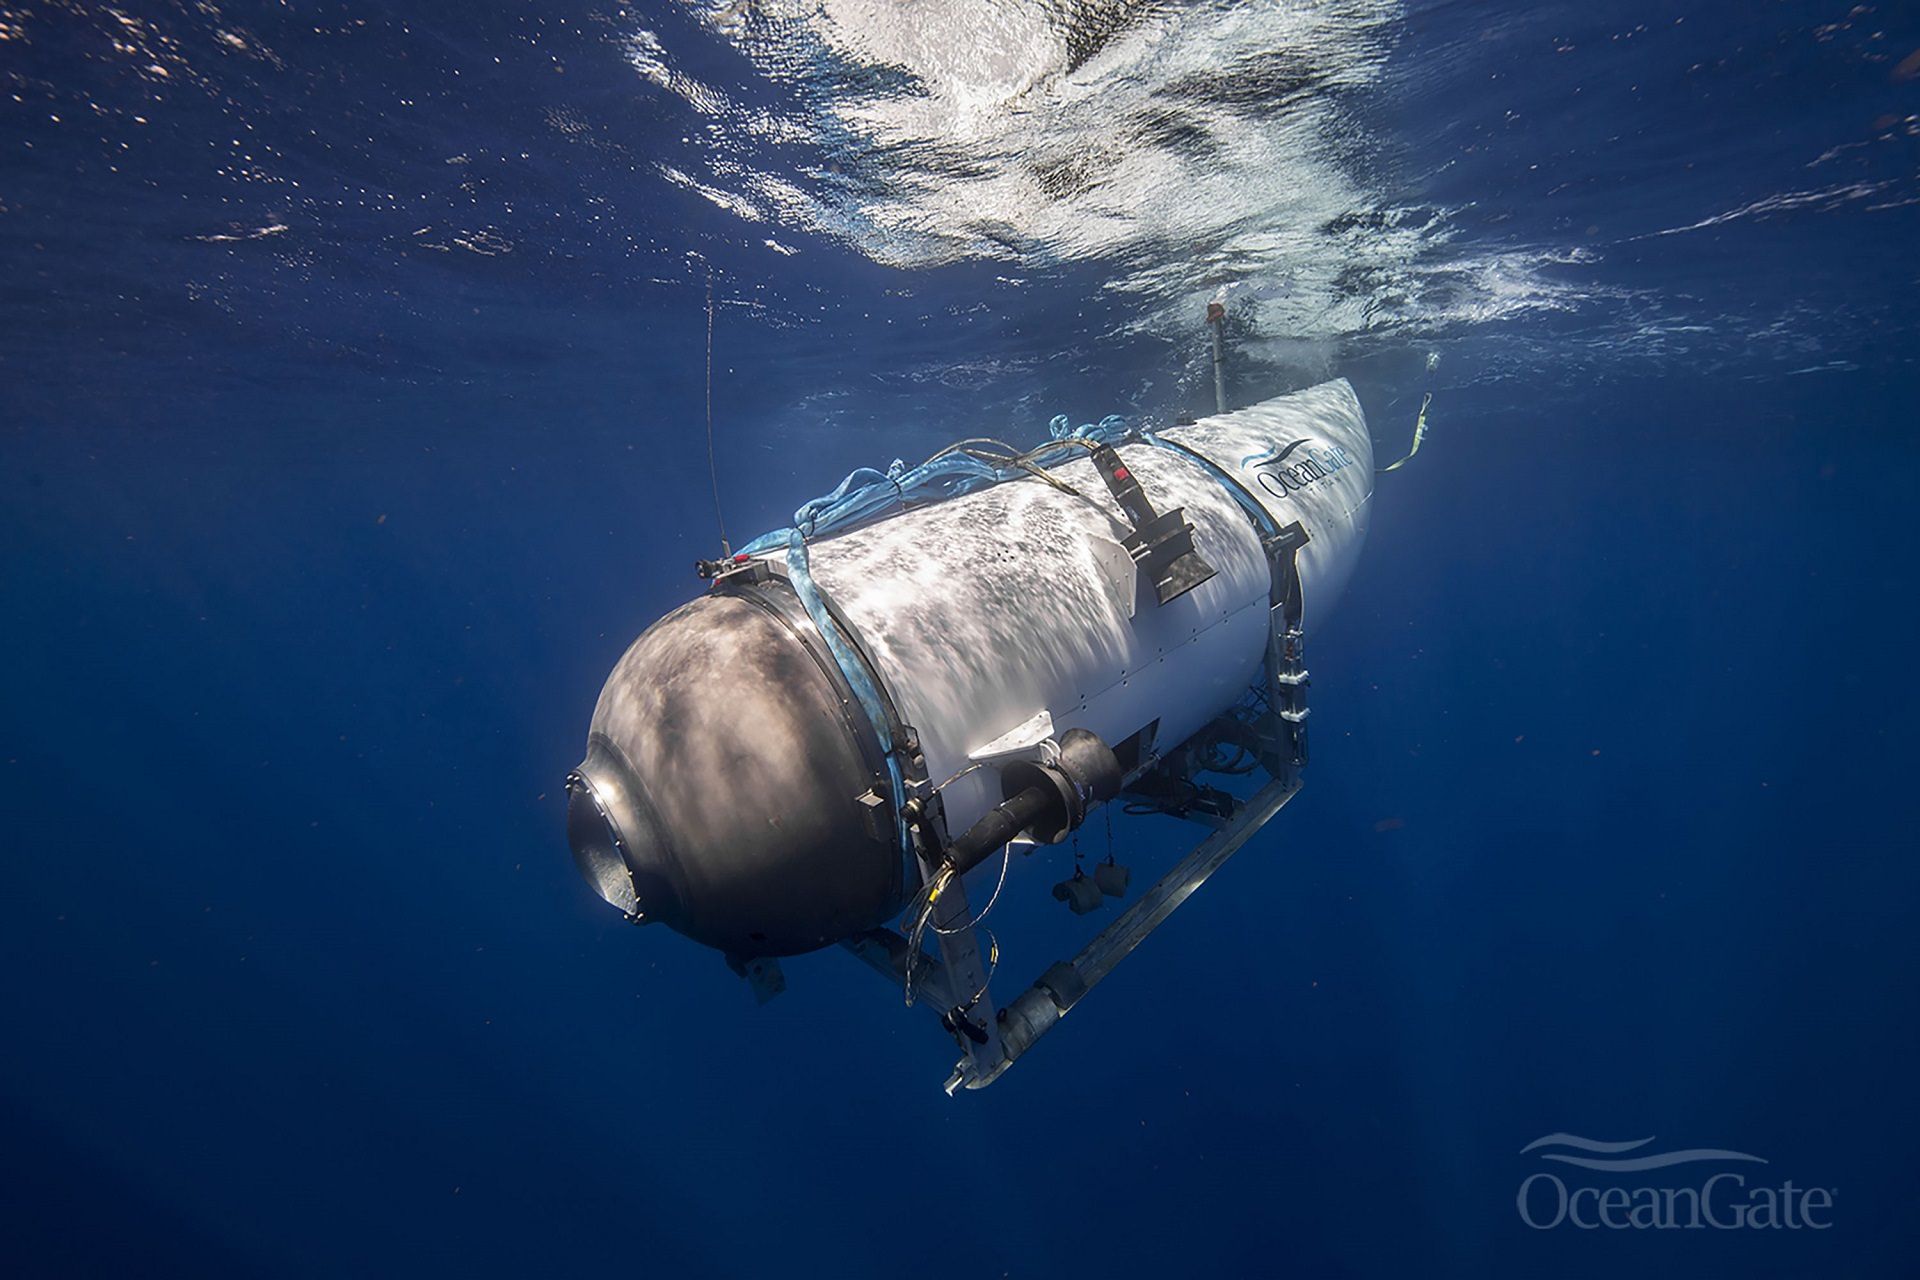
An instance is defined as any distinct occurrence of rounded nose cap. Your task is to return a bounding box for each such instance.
[566,739,684,926]
[575,589,902,957]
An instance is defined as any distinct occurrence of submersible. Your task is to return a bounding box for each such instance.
[567,379,1375,1089]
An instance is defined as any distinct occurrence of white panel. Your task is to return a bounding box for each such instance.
[800,380,1374,842]
[1166,378,1376,630]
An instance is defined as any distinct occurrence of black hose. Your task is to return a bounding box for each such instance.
[943,785,1056,877]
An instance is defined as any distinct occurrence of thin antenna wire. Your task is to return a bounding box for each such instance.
[705,264,730,555]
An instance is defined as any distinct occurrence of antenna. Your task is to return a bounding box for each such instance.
[1206,301,1227,414]
[705,263,730,556]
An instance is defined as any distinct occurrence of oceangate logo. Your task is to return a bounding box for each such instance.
[1516,1134,1835,1231]
[1244,438,1359,502]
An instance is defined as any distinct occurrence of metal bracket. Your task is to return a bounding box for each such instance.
[724,953,786,1005]
[1088,442,1217,605]
[700,554,773,586]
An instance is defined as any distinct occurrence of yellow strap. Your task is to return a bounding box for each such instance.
[1378,391,1431,473]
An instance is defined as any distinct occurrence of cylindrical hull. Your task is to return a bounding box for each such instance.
[804,379,1374,838]
[572,379,1374,954]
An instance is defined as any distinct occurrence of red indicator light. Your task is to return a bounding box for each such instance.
[1113,466,1130,480]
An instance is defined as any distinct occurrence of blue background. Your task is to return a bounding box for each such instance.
[3,2,1917,1276]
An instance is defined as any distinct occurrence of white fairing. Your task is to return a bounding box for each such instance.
[806,379,1374,846]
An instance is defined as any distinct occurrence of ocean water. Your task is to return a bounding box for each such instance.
[3,2,1917,1276]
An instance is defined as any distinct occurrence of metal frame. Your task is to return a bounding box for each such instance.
[838,447,1320,1093]
[844,601,1311,1092]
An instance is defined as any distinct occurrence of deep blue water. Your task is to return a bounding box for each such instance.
[4,2,1918,1276]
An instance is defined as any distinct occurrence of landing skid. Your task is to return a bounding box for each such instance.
[965,771,1299,1090]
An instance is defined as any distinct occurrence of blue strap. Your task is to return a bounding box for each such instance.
[1140,431,1282,542]
[738,415,1133,555]
[782,531,914,883]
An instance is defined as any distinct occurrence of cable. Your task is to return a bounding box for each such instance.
[953,929,1000,1013]
[900,841,1012,1004]
[929,436,1097,496]
[932,761,986,792]
[900,864,951,1006]
[926,436,1026,463]
[1197,737,1256,775]
[931,843,1010,935]
[1026,437,1100,460]
[704,263,731,554]
[1009,456,1084,497]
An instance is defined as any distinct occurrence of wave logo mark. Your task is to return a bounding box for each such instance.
[1516,1132,1833,1231]
[1521,1133,1767,1173]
